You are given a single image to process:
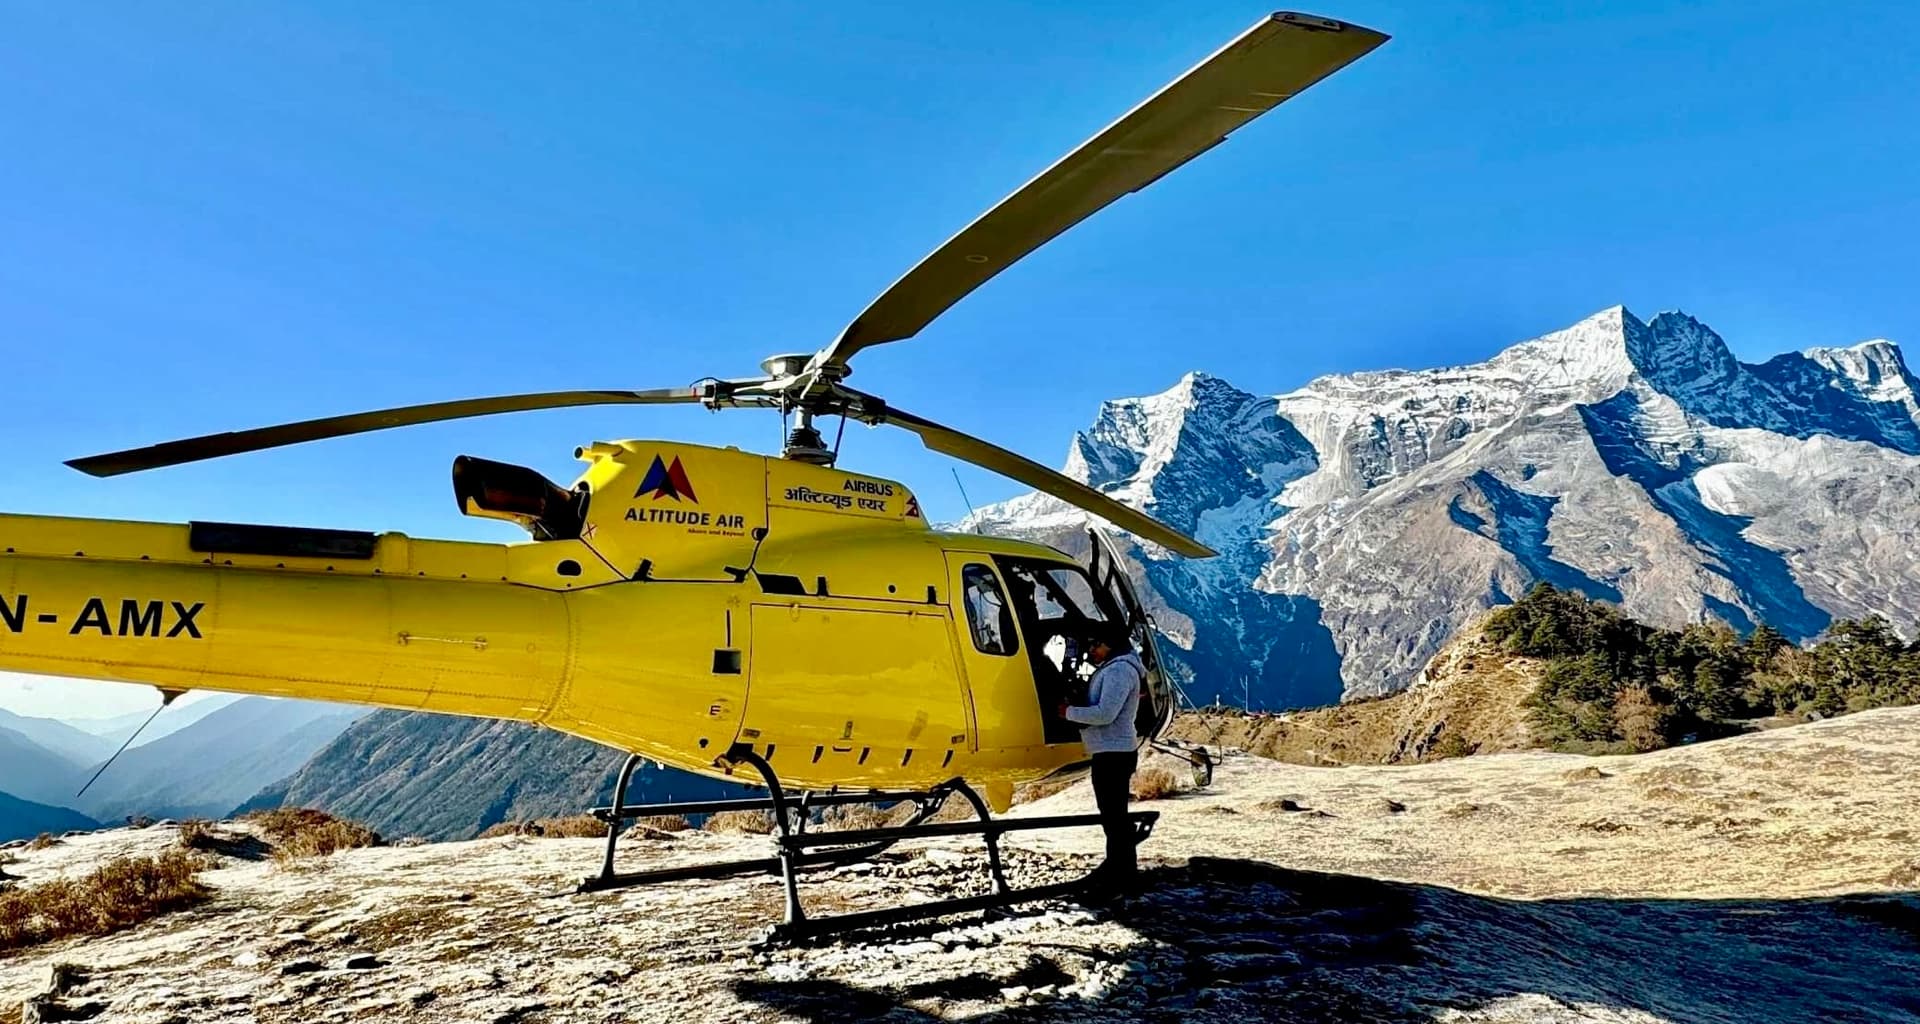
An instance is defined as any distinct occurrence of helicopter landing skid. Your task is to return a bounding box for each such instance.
[577,752,952,893]
[577,746,1158,946]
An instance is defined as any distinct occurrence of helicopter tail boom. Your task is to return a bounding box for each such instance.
[0,512,570,722]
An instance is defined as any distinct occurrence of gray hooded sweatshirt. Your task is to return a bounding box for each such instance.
[1064,651,1144,754]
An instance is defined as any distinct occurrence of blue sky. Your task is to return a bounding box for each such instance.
[3,2,1918,715]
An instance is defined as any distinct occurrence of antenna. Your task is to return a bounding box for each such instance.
[950,468,978,529]
[76,687,185,799]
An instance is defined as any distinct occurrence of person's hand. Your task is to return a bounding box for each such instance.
[1055,701,1070,719]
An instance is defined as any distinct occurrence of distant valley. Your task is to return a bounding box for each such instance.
[240,711,753,841]
[0,696,365,841]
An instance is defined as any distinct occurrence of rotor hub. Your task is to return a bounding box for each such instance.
[759,352,814,379]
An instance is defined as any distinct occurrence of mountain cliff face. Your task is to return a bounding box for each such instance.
[962,307,1920,705]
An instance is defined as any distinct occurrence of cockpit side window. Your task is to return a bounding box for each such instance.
[960,564,1018,656]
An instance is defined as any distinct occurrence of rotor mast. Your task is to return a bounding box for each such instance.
[760,352,840,464]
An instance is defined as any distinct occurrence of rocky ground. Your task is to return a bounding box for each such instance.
[4,707,1918,1024]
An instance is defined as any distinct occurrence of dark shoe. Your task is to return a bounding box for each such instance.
[1075,866,1138,907]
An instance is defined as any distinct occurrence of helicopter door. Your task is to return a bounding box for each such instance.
[742,601,972,770]
[1086,527,1176,741]
[944,556,1045,750]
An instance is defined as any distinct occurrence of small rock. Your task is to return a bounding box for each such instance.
[232,952,263,968]
[279,960,324,976]
[999,986,1029,1002]
[44,963,87,996]
[1377,798,1407,814]
[341,953,382,970]
[923,848,965,866]
[450,967,505,991]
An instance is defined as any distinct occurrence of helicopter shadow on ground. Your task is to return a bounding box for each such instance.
[732,857,1920,1024]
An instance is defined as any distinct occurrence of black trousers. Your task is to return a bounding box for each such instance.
[1089,750,1138,879]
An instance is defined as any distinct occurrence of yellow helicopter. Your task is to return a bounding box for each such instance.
[0,12,1385,940]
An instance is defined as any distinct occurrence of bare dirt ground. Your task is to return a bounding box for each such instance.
[4,706,1917,1023]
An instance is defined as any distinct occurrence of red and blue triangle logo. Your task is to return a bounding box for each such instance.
[635,454,697,502]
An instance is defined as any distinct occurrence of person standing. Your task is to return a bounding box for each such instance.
[1059,626,1145,895]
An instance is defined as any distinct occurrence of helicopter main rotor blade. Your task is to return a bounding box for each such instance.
[859,393,1216,559]
[66,388,710,477]
[815,12,1387,372]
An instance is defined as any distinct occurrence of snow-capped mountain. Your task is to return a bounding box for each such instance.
[959,306,1920,707]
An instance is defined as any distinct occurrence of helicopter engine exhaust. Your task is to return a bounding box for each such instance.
[452,455,586,540]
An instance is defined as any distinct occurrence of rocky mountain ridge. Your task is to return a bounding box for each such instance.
[961,306,1920,705]
[1168,620,1542,766]
[0,789,97,845]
